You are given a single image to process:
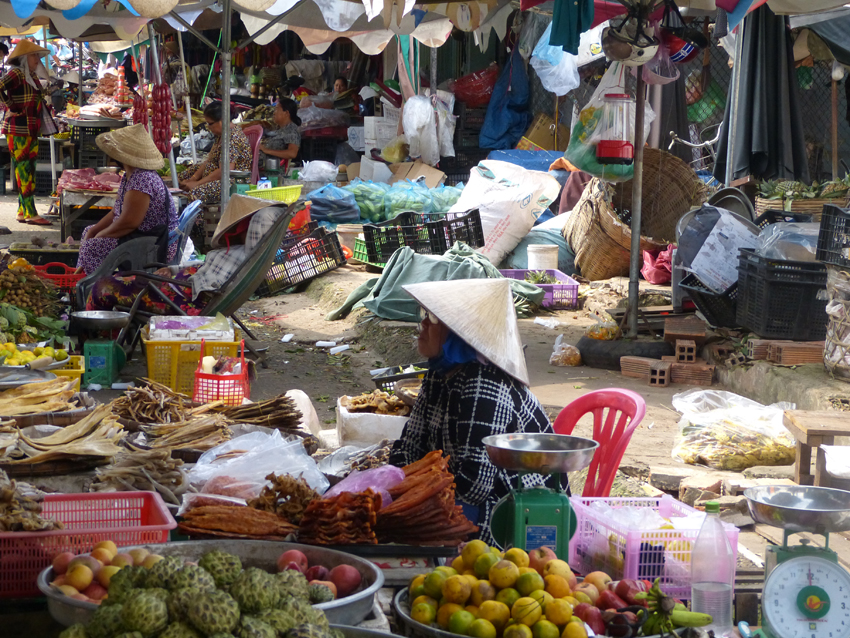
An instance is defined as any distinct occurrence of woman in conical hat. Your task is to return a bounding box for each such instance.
[389,278,567,546]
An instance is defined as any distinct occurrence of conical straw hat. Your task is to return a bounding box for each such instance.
[96,124,164,171]
[211,195,272,248]
[8,40,48,61]
[403,278,530,385]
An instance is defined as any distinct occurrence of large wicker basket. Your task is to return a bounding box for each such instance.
[754,196,848,219]
[824,265,850,381]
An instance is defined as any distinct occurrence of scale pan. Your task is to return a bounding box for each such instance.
[483,433,598,474]
[744,485,850,534]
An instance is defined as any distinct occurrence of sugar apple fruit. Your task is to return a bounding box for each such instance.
[207,635,237,638]
[120,590,169,637]
[230,567,278,614]
[86,602,126,638]
[273,569,310,602]
[285,624,341,638]
[199,550,243,589]
[236,616,277,638]
[105,566,147,606]
[186,589,241,635]
[167,587,200,623]
[170,565,216,592]
[308,583,334,604]
[279,599,330,631]
[58,624,88,638]
[146,587,171,602]
[145,556,183,589]
[159,621,204,638]
[113,633,145,638]
[254,609,299,635]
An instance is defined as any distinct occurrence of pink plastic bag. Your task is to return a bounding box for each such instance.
[641,244,675,284]
[324,466,406,509]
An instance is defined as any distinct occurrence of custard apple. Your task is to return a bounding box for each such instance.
[279,599,330,631]
[237,616,276,638]
[230,567,278,613]
[87,602,126,638]
[167,587,199,623]
[199,550,242,589]
[285,624,339,638]
[145,556,183,589]
[170,565,216,592]
[58,625,88,638]
[273,569,309,601]
[308,583,334,604]
[254,609,299,635]
[113,633,145,638]
[159,621,203,638]
[186,589,241,635]
[105,566,147,606]
[146,587,170,602]
[120,590,169,637]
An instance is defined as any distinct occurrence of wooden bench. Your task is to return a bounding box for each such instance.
[783,410,850,487]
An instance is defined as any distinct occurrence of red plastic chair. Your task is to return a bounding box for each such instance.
[243,124,264,185]
[552,388,646,498]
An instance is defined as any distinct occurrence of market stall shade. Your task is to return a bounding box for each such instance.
[126,0,177,18]
[44,0,82,9]
[234,0,277,11]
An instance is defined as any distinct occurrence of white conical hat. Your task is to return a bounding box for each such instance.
[211,194,272,248]
[403,278,529,386]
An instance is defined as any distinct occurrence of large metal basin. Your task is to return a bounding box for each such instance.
[38,540,384,627]
[745,485,850,534]
[482,433,598,474]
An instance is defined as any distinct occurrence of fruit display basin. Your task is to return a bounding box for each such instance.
[38,540,384,627]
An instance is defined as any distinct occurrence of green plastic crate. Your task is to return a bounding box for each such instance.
[353,237,386,268]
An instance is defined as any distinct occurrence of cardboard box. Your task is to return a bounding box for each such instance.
[515,113,570,152]
[347,160,446,188]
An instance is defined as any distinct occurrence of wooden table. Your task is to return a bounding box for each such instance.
[783,410,850,487]
[60,190,183,242]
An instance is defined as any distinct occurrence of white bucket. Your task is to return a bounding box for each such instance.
[527,244,559,271]
[336,224,362,251]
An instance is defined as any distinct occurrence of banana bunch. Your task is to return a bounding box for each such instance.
[634,578,712,635]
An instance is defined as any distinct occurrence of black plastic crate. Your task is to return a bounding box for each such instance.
[679,274,739,328]
[754,209,815,229]
[34,170,59,196]
[301,137,338,163]
[816,204,850,268]
[257,227,346,296]
[79,151,109,170]
[362,211,433,264]
[71,126,112,152]
[444,172,470,187]
[456,103,487,132]
[428,208,484,254]
[372,361,430,391]
[440,149,489,172]
[735,248,828,340]
[455,130,480,149]
[9,245,79,266]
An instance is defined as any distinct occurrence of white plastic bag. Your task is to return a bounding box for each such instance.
[403,95,439,167]
[530,23,580,96]
[821,445,850,479]
[300,160,339,182]
[448,160,561,265]
[550,334,582,366]
[434,98,457,158]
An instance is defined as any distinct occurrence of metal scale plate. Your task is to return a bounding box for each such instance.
[745,486,850,638]
[483,433,597,557]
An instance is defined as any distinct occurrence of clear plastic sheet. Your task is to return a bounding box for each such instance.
[756,222,820,262]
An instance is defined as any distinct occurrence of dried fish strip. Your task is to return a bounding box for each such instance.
[141,415,231,451]
[111,379,196,423]
[92,445,194,505]
[340,390,409,416]
[0,469,63,531]
[0,378,79,417]
[181,505,298,537]
[247,473,319,523]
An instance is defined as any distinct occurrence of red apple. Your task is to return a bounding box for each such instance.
[69,556,101,576]
[83,582,108,601]
[309,580,337,599]
[575,582,600,604]
[66,564,94,591]
[111,553,133,569]
[528,546,558,575]
[278,549,309,573]
[305,565,330,582]
[329,564,362,598]
[52,552,76,575]
[584,571,613,593]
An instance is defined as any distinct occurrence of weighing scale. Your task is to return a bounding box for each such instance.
[744,485,850,638]
[483,433,598,560]
[70,311,131,386]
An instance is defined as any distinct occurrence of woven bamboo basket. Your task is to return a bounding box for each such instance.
[610,148,709,244]
[754,196,848,218]
[823,265,850,381]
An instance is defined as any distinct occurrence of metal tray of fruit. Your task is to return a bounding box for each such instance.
[38,540,384,627]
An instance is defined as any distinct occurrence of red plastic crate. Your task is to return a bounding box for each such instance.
[192,340,250,406]
[0,491,175,598]
[34,262,85,297]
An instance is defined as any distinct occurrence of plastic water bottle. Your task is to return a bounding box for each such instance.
[691,501,735,635]
[257,177,272,190]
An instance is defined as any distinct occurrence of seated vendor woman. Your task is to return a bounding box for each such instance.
[389,279,566,545]
[259,98,300,164]
[76,124,177,275]
[86,194,284,314]
[179,101,252,204]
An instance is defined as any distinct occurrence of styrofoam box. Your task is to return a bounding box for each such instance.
[149,315,235,342]
[348,127,365,152]
[336,398,408,447]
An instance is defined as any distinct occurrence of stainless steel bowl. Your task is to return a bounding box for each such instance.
[38,540,384,627]
[744,485,850,534]
[265,158,281,171]
[70,310,131,331]
[482,433,598,474]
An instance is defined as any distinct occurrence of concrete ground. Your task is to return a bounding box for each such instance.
[0,192,62,247]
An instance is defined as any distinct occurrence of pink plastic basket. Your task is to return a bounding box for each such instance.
[569,496,739,600]
[499,269,579,309]
[192,340,250,406]
[0,491,175,598]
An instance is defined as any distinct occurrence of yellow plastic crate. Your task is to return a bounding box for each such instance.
[53,355,85,391]
[243,184,302,204]
[141,328,241,395]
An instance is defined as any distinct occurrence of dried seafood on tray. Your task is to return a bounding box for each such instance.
[140,414,232,452]
[178,504,298,539]
[340,390,410,416]
[91,444,195,505]
[299,489,382,545]
[0,468,63,531]
[0,378,80,417]
[247,473,319,523]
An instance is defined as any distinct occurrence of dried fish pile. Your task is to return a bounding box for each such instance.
[215,394,302,430]
[247,473,319,524]
[179,505,298,540]
[141,415,231,452]
[341,390,409,416]
[0,378,80,417]
[0,405,123,464]
[347,439,392,472]
[0,468,63,531]
[111,379,197,423]
[91,445,195,505]
[299,490,381,545]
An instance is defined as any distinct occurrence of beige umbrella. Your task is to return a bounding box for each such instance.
[44,0,83,9]
[128,0,179,18]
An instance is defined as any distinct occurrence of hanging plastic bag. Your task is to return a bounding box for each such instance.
[643,27,680,86]
[300,160,338,182]
[343,178,390,223]
[480,48,531,150]
[565,62,656,182]
[671,389,796,471]
[403,96,439,166]
[530,23,581,96]
[434,97,457,158]
[306,184,361,223]
[452,64,499,108]
[384,180,433,216]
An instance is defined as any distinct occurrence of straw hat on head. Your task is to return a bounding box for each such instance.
[8,39,48,61]
[61,70,80,85]
[211,195,272,248]
[403,278,530,385]
[96,124,164,171]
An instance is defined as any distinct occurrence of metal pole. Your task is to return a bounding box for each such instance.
[429,45,437,96]
[627,69,646,338]
[832,79,839,179]
[148,24,179,190]
[221,0,232,208]
[77,42,83,107]
[725,23,745,186]
[177,31,197,163]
